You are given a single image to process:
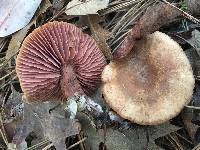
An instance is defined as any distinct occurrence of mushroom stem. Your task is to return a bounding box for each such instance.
[65,94,129,125]
[61,64,84,98]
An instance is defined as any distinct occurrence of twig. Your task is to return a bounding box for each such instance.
[0,52,18,70]
[161,0,200,25]
[77,133,86,150]
[0,76,17,90]
[169,133,184,150]
[0,70,15,81]
[67,137,87,150]
[26,139,50,150]
[0,40,8,53]
[0,115,8,146]
[42,143,53,150]
[192,143,200,150]
[185,105,200,110]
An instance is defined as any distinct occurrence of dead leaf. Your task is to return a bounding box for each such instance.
[28,102,81,149]
[146,122,181,149]
[0,0,42,37]
[186,0,200,15]
[78,113,181,150]
[0,38,4,46]
[187,30,200,57]
[182,108,199,144]
[1,87,80,149]
[53,0,65,14]
[11,102,80,149]
[65,0,109,15]
[5,0,52,66]
[42,113,81,149]
[5,23,33,66]
[3,85,23,122]
[88,14,112,60]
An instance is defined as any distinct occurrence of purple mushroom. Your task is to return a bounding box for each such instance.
[16,21,106,102]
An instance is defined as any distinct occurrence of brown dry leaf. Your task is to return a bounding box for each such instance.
[88,14,112,60]
[5,0,52,66]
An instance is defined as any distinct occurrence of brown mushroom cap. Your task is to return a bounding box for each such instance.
[102,31,195,125]
[16,21,106,102]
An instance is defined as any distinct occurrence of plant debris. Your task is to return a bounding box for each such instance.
[65,0,109,15]
[112,2,180,59]
[0,0,200,149]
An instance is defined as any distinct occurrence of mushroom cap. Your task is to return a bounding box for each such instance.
[102,31,195,125]
[16,21,106,102]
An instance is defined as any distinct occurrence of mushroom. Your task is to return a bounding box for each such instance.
[102,31,195,125]
[16,21,106,103]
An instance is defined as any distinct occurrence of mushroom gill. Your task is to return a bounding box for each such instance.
[16,21,106,102]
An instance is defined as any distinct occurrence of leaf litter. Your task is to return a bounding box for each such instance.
[0,0,200,149]
[0,0,42,37]
[65,0,109,15]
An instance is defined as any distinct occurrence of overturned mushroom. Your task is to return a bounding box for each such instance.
[102,31,195,125]
[16,21,106,103]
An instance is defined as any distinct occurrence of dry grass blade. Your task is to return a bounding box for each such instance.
[112,2,180,59]
[0,70,15,82]
[98,0,158,54]
[26,139,50,150]
[168,133,184,150]
[0,57,5,64]
[0,76,17,90]
[105,0,157,53]
[185,105,200,110]
[175,132,193,145]
[67,137,87,150]
[0,39,8,53]
[42,143,53,150]
[111,0,147,34]
[109,0,156,50]
[99,0,139,15]
[0,52,18,70]
[192,143,200,150]
[0,114,8,146]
